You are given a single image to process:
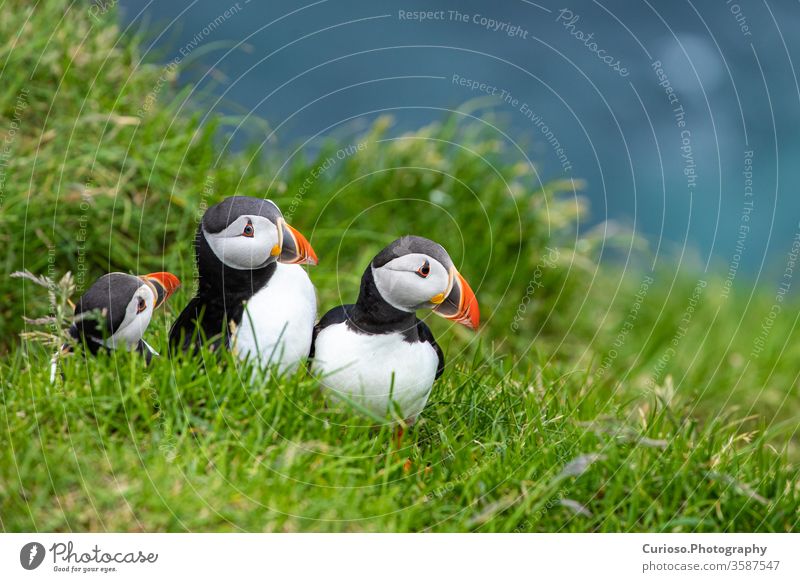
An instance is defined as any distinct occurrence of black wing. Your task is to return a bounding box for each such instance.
[309,304,354,360]
[67,323,97,355]
[416,318,444,380]
[168,296,231,355]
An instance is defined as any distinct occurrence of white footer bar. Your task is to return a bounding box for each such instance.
[1,533,797,581]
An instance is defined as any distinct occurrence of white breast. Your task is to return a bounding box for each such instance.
[311,322,439,422]
[234,263,317,374]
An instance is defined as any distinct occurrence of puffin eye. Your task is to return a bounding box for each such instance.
[416,260,431,278]
[242,221,255,238]
[136,297,147,314]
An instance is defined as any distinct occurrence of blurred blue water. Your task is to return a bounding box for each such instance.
[119,0,800,276]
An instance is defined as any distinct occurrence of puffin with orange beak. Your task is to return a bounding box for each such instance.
[169,196,318,373]
[311,236,479,423]
[68,271,180,362]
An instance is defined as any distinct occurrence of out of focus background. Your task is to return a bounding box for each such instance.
[120,0,800,275]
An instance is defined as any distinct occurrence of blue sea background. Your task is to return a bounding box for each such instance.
[118,0,800,279]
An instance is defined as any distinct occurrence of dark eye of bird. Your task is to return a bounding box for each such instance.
[416,260,431,278]
[137,297,146,313]
[242,221,255,237]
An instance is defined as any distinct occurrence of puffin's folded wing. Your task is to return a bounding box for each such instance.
[416,319,444,380]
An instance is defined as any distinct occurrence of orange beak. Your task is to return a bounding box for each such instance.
[140,271,181,309]
[277,218,318,266]
[432,267,480,330]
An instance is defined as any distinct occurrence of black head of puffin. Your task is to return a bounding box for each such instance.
[71,271,180,348]
[366,235,480,330]
[198,196,318,275]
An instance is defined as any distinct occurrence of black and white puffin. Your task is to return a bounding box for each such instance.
[169,196,318,373]
[69,271,180,361]
[311,236,479,423]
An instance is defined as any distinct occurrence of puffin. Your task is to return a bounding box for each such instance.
[68,271,180,361]
[311,236,479,423]
[169,196,318,373]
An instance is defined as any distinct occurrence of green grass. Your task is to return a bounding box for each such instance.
[0,1,798,532]
[1,338,797,532]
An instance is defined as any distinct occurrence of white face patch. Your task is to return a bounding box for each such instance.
[372,253,450,312]
[108,284,156,348]
[203,215,280,270]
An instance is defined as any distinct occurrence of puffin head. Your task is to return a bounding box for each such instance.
[201,196,317,270]
[73,271,181,348]
[369,236,480,329]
